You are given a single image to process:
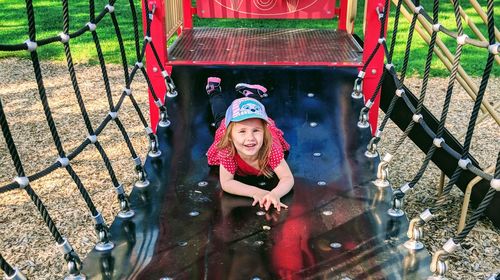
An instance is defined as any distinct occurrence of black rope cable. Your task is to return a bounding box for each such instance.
[0,96,64,244]
[129,0,142,61]
[405,0,464,189]
[0,253,15,277]
[109,12,131,86]
[114,118,139,159]
[429,0,496,214]
[366,0,416,150]
[387,0,439,157]
[454,152,500,244]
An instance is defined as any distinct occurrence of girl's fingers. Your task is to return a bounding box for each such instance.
[280,202,288,209]
[252,197,258,206]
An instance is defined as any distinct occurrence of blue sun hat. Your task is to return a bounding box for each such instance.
[224,97,269,127]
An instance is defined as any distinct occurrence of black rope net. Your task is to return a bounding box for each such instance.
[355,0,498,278]
[0,0,177,278]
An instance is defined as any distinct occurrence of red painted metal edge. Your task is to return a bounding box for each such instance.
[168,61,362,67]
[143,0,168,131]
[362,0,388,134]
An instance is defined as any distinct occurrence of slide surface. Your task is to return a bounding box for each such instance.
[82,66,431,279]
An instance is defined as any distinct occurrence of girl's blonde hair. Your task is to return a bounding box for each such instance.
[217,119,274,177]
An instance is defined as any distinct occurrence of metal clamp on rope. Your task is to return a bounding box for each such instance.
[491,178,500,191]
[357,71,366,79]
[123,87,132,96]
[58,157,70,168]
[92,212,105,225]
[383,153,393,163]
[395,88,404,97]
[375,129,382,138]
[14,176,29,189]
[433,137,444,148]
[413,5,424,14]
[5,268,27,280]
[24,40,37,52]
[419,208,434,223]
[412,114,423,123]
[488,43,499,55]
[105,4,115,13]
[456,34,469,45]
[400,183,411,194]
[135,61,144,69]
[133,157,142,166]
[59,33,70,44]
[154,99,163,108]
[86,22,97,32]
[109,111,118,120]
[458,158,471,170]
[56,237,74,255]
[145,126,153,135]
[144,36,152,42]
[432,23,441,32]
[115,184,125,195]
[443,238,461,254]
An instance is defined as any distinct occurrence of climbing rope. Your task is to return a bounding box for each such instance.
[0,0,179,277]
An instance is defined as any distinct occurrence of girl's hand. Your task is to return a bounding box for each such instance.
[261,192,288,211]
[252,190,270,208]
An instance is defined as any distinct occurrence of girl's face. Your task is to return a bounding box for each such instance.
[230,118,265,160]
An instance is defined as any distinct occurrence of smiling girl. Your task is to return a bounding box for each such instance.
[206,77,294,211]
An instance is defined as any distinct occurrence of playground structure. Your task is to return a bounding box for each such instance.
[0,0,498,279]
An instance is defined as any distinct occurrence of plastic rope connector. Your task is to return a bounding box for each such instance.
[365,100,374,109]
[133,157,142,166]
[433,137,444,148]
[357,71,366,79]
[123,88,132,96]
[400,183,411,193]
[87,134,97,144]
[24,40,37,52]
[144,36,152,42]
[432,23,441,32]
[145,126,153,134]
[135,61,144,69]
[105,4,115,13]
[92,212,105,225]
[161,70,169,78]
[378,38,386,44]
[458,158,471,170]
[414,5,423,14]
[395,88,404,97]
[385,63,394,71]
[57,157,70,167]
[443,238,461,253]
[412,114,423,123]
[375,129,382,138]
[14,176,29,189]
[456,34,469,45]
[109,111,118,120]
[115,184,125,195]
[86,22,97,32]
[488,43,499,55]
[490,178,500,191]
[419,209,434,222]
[154,99,163,107]
[56,237,73,255]
[59,33,70,43]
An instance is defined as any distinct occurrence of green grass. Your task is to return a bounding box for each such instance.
[0,0,497,76]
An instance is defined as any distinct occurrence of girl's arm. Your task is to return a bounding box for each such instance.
[261,159,294,211]
[270,159,294,198]
[219,164,269,199]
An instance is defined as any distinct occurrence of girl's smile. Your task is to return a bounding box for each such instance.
[230,118,265,160]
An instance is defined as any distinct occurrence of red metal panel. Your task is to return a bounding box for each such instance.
[197,0,336,19]
[143,0,169,131]
[362,0,388,134]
